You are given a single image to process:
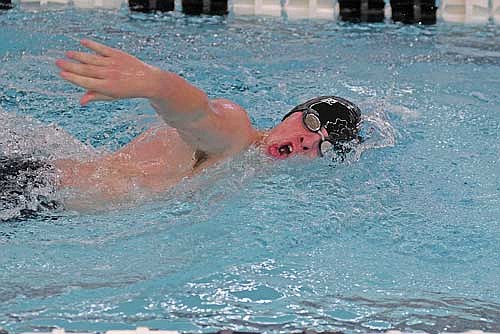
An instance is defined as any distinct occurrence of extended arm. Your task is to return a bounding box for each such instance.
[56,39,258,155]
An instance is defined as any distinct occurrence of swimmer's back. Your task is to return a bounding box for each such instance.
[55,125,220,199]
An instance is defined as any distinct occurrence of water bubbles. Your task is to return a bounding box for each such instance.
[0,109,96,160]
[0,108,97,220]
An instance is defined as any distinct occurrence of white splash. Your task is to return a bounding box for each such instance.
[0,108,96,160]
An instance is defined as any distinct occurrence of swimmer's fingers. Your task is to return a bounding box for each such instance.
[81,91,114,106]
[56,60,107,79]
[66,51,110,66]
[60,71,105,92]
[81,39,118,57]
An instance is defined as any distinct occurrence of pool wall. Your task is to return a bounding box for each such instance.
[1,0,499,23]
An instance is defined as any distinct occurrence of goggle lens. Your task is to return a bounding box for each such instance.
[320,140,334,155]
[302,111,334,157]
[304,113,321,132]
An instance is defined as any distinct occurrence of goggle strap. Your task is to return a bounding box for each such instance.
[317,129,325,142]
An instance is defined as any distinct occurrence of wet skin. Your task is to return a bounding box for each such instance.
[54,39,326,201]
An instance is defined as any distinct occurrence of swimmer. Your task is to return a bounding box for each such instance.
[2,39,362,208]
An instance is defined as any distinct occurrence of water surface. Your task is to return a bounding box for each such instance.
[0,8,499,333]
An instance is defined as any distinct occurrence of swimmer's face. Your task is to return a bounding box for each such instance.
[263,112,328,160]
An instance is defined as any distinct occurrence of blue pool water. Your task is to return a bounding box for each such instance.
[1,7,500,333]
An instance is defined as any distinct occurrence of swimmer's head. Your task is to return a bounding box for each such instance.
[264,96,362,159]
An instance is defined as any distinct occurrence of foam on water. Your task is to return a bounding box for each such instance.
[0,108,96,159]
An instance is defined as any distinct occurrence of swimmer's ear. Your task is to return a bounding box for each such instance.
[80,91,114,106]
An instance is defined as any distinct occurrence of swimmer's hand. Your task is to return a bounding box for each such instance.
[56,39,161,106]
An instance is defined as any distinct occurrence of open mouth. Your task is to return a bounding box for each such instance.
[268,142,294,159]
[278,143,293,155]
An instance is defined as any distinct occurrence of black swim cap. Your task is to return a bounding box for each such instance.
[282,96,362,143]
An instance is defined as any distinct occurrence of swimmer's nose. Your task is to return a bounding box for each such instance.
[300,137,309,151]
[299,133,320,153]
[300,128,328,154]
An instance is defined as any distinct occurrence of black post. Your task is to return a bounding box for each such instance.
[338,0,385,22]
[0,0,12,10]
[182,0,227,15]
[390,0,437,24]
[129,0,174,12]
[208,0,227,15]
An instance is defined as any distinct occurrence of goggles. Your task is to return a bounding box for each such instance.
[282,96,362,157]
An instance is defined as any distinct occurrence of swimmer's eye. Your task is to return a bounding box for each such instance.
[303,113,322,132]
[319,140,334,156]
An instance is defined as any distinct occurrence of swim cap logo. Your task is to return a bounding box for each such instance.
[320,97,356,111]
[326,117,349,130]
[320,98,338,105]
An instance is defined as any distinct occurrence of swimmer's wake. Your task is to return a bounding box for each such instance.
[0,155,60,221]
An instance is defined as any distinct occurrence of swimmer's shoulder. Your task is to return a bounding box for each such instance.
[209,98,255,131]
[209,98,249,120]
[208,98,258,152]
